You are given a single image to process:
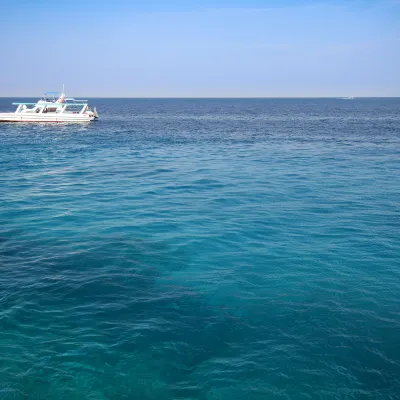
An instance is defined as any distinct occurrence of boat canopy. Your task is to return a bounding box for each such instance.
[38,91,88,104]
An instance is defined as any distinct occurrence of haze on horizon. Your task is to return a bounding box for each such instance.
[0,0,399,98]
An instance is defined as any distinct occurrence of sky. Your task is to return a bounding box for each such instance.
[0,0,399,97]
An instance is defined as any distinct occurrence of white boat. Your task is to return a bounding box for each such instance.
[0,91,99,123]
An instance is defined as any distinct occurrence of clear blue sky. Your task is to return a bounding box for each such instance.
[1,0,399,97]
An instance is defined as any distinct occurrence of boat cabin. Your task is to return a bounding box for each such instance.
[13,101,91,115]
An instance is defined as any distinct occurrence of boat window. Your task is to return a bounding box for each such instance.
[64,104,84,114]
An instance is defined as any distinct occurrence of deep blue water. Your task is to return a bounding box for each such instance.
[0,98,399,399]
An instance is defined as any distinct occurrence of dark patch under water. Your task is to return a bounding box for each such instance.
[0,98,399,399]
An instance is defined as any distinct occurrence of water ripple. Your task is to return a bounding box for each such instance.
[0,98,399,399]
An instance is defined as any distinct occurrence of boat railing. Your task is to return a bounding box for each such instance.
[13,102,89,115]
[64,99,88,104]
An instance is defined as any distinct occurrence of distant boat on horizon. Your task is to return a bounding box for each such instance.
[0,90,99,123]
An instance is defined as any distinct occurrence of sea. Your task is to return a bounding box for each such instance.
[0,98,399,400]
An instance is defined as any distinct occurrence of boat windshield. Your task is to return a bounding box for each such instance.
[41,92,61,102]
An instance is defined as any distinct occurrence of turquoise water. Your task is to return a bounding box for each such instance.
[0,98,399,399]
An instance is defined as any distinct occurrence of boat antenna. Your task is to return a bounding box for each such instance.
[62,83,65,94]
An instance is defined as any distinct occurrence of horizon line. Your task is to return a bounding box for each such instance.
[0,96,399,99]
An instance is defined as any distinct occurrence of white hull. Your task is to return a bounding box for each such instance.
[0,112,95,123]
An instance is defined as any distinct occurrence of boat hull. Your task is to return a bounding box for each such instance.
[0,113,95,123]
